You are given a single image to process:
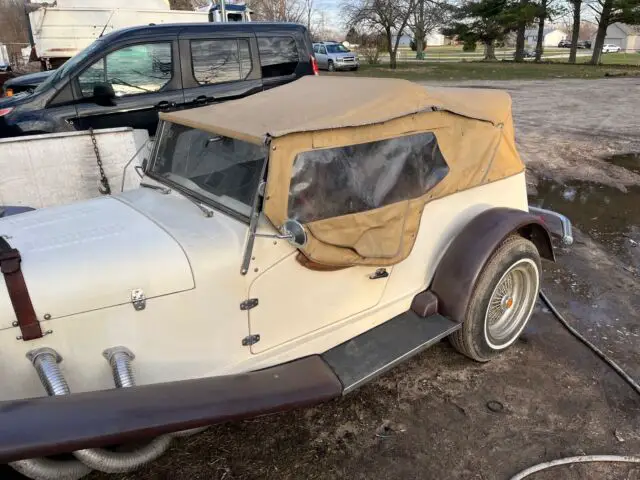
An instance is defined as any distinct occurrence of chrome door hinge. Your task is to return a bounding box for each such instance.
[242,334,260,346]
[240,298,259,310]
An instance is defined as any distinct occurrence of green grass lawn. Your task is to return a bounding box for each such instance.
[337,61,640,81]
[576,53,640,65]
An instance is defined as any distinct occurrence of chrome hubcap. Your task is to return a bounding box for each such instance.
[485,259,539,349]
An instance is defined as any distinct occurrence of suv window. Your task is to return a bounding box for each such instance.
[288,132,450,223]
[319,45,327,54]
[190,39,252,85]
[78,42,173,98]
[257,36,299,78]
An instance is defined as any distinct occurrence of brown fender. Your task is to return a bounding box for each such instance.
[430,207,553,324]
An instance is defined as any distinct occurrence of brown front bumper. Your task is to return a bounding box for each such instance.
[0,356,342,463]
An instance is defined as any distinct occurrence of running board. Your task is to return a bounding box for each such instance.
[322,312,461,394]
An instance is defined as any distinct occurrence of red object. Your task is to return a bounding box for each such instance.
[311,55,319,75]
[0,107,13,117]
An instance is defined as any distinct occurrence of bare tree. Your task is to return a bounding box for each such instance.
[587,0,640,64]
[250,0,308,22]
[409,0,449,59]
[344,0,415,69]
[567,0,581,63]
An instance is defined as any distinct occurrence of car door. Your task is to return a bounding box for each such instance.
[316,44,328,69]
[71,37,184,135]
[247,237,391,354]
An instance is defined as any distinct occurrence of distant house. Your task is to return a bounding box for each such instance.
[394,31,446,48]
[600,23,640,52]
[525,28,566,47]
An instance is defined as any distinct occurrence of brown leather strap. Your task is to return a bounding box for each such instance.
[0,237,42,341]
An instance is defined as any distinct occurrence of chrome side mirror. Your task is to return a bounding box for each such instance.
[254,219,307,248]
[282,219,307,247]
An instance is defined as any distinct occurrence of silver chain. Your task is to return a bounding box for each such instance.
[89,128,111,195]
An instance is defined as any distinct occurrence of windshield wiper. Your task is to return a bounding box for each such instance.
[140,182,171,194]
[140,181,213,218]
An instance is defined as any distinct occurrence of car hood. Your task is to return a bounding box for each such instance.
[0,195,195,330]
[333,52,356,58]
[4,70,54,89]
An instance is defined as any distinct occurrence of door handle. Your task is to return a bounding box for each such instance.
[369,268,389,280]
[155,101,176,110]
[193,95,213,105]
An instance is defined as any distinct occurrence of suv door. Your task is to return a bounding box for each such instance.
[71,38,183,135]
[179,31,262,108]
[316,44,328,69]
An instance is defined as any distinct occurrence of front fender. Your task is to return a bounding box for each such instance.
[430,207,553,324]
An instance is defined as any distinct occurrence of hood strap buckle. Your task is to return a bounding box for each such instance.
[0,237,43,341]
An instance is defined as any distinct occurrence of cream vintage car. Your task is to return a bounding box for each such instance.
[0,76,572,479]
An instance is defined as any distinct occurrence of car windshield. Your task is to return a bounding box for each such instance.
[326,44,350,53]
[34,40,105,94]
[150,122,266,220]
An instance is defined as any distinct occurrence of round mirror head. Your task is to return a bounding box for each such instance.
[283,219,307,248]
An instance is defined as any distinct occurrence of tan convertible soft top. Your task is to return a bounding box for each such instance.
[162,76,514,144]
[161,76,524,267]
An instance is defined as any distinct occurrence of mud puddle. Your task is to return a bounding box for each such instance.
[606,153,640,174]
[529,177,640,269]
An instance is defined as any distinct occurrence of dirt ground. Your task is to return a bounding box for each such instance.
[5,78,639,480]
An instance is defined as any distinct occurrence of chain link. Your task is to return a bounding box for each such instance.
[89,128,111,195]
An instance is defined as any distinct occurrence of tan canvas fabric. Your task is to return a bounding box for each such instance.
[161,77,524,267]
[160,76,514,144]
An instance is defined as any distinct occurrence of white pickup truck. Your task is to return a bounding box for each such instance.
[28,0,251,70]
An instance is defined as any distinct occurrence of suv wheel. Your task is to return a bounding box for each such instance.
[328,61,335,72]
[449,235,541,362]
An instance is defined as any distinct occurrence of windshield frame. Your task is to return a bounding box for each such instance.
[146,120,268,225]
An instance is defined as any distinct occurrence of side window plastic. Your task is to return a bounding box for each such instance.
[288,132,450,223]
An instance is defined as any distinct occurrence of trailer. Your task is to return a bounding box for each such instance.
[27,0,252,70]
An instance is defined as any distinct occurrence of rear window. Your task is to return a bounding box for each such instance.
[190,39,252,85]
[288,132,450,223]
[257,36,299,78]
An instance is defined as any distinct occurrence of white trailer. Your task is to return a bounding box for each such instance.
[27,0,251,70]
[0,127,151,209]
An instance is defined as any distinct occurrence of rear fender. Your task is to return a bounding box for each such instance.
[430,207,553,324]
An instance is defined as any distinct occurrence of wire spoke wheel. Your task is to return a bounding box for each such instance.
[484,258,539,349]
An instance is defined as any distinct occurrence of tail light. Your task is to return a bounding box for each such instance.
[0,107,13,117]
[311,55,319,75]
[4,88,13,97]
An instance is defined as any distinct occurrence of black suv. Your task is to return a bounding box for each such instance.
[0,23,316,138]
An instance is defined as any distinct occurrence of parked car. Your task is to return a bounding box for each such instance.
[576,40,592,49]
[0,22,317,138]
[602,44,622,53]
[558,39,571,48]
[2,70,54,97]
[513,49,535,59]
[0,76,572,480]
[313,41,359,71]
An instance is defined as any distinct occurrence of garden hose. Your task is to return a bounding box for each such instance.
[508,289,640,480]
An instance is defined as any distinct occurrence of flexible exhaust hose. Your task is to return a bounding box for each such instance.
[9,458,92,480]
[9,349,92,480]
[509,290,640,479]
[69,347,174,473]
